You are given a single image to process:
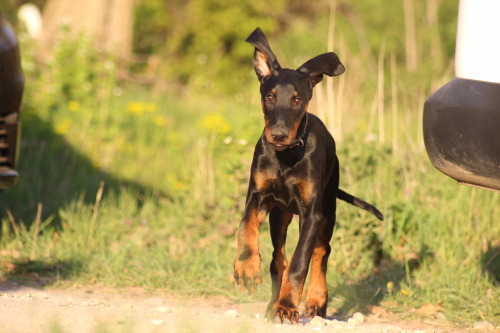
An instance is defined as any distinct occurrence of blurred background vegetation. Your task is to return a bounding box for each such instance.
[0,0,498,326]
[0,0,458,95]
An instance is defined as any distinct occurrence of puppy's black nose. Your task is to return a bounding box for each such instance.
[271,129,288,142]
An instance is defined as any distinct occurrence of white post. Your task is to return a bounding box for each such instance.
[455,0,500,83]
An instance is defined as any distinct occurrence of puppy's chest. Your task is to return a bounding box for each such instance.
[253,164,313,211]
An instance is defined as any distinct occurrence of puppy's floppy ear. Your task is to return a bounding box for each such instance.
[246,27,281,82]
[297,52,345,87]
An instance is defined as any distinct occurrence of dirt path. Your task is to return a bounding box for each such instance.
[0,280,496,333]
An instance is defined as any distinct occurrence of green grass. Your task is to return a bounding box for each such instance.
[1,85,498,326]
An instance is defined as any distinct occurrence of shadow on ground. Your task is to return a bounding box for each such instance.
[0,111,165,288]
[1,258,83,291]
[329,244,434,319]
[0,111,158,227]
[481,242,500,285]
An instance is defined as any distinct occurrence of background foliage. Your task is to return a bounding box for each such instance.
[0,0,498,327]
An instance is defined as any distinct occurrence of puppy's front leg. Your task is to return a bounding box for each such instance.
[272,208,323,323]
[234,194,270,292]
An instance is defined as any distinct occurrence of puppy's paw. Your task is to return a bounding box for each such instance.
[233,254,262,292]
[304,301,326,318]
[272,300,300,324]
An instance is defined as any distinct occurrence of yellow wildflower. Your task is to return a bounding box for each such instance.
[126,101,145,115]
[68,100,80,112]
[154,116,169,127]
[197,113,231,135]
[55,118,72,135]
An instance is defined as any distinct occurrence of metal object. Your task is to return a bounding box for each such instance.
[424,78,500,191]
[423,0,500,192]
[0,14,24,189]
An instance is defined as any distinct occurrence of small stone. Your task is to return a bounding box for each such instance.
[352,312,365,325]
[347,318,359,326]
[155,306,169,313]
[473,321,494,330]
[224,309,238,317]
[310,316,326,327]
[151,319,164,326]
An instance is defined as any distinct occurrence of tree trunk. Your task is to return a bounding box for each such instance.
[40,0,135,59]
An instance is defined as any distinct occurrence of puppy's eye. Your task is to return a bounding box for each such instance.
[266,94,275,103]
[293,97,302,106]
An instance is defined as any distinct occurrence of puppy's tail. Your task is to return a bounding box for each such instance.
[337,189,384,221]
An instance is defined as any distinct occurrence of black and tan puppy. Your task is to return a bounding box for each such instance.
[234,27,383,324]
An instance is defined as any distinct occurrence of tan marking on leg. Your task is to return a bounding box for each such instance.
[305,242,328,318]
[267,212,293,318]
[273,242,289,296]
[278,268,303,302]
[234,208,267,291]
[273,267,304,323]
[236,208,265,255]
